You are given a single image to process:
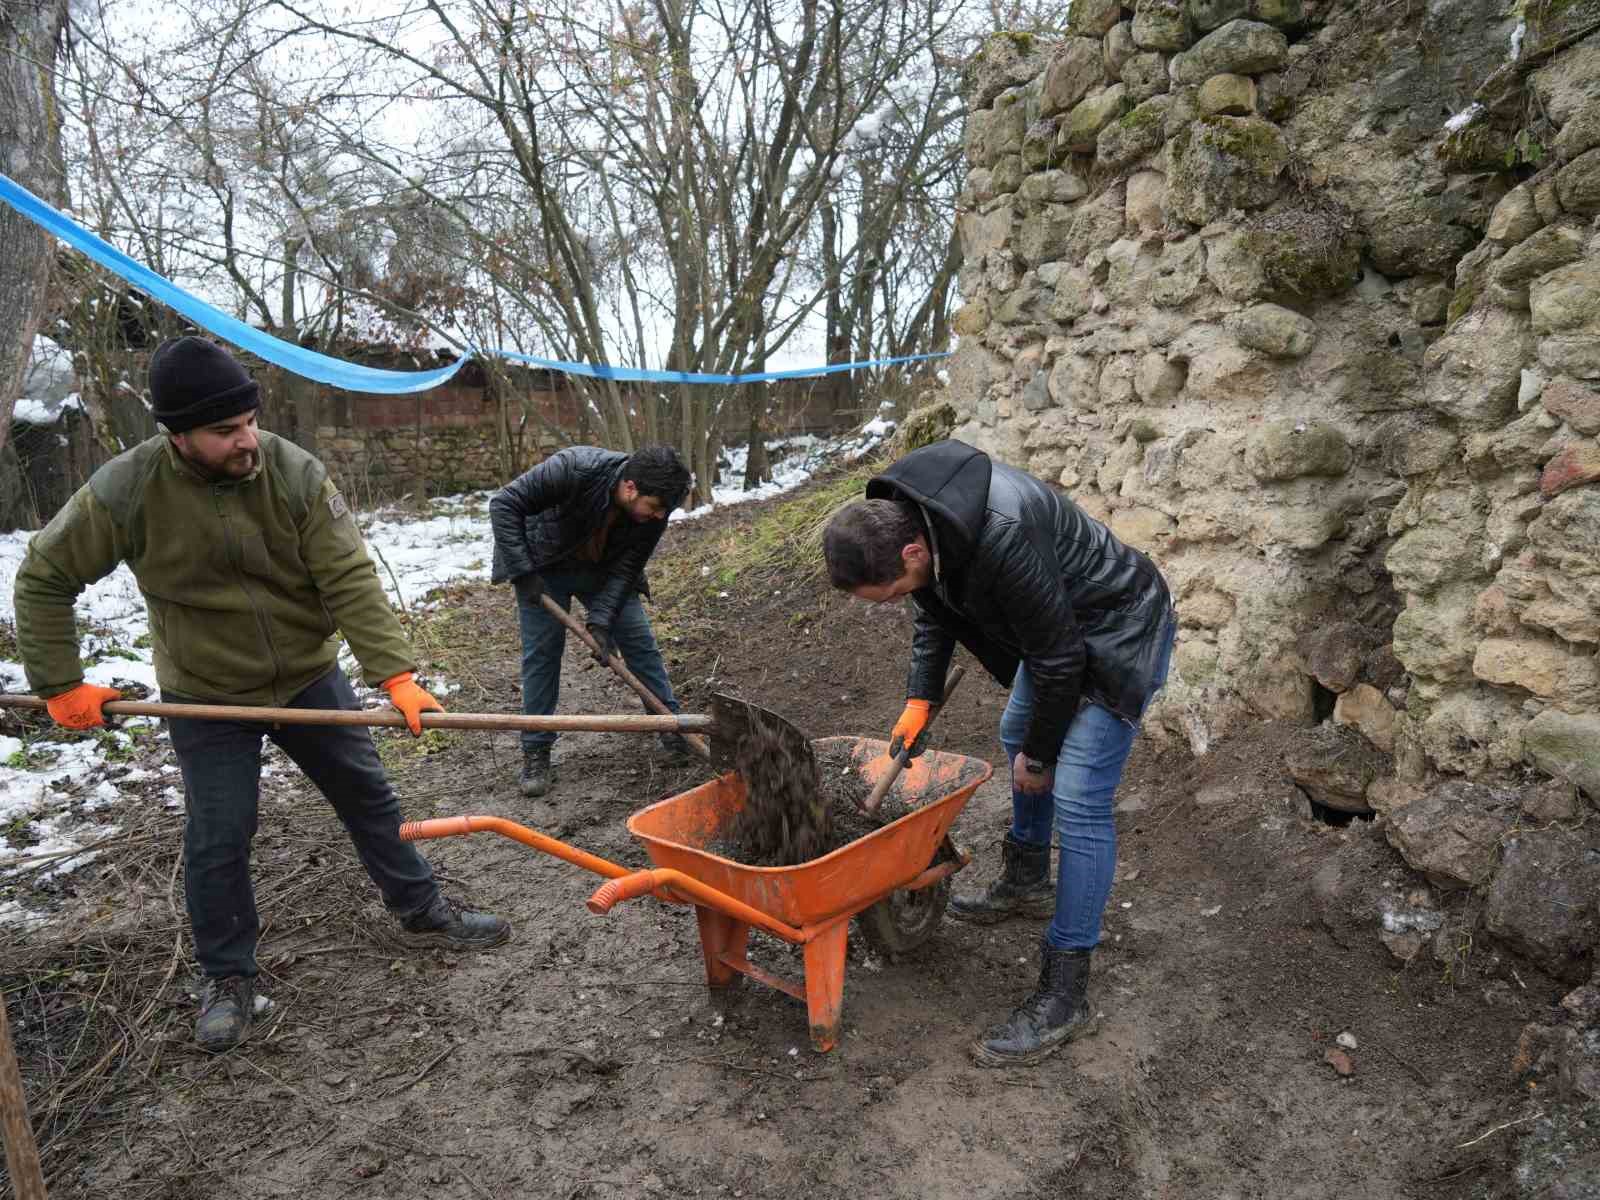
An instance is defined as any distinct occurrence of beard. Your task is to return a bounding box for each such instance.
[180,441,258,479]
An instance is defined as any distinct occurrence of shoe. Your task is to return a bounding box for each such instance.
[520,747,552,798]
[400,895,512,949]
[970,941,1095,1068]
[948,833,1054,924]
[659,732,695,763]
[196,976,274,1052]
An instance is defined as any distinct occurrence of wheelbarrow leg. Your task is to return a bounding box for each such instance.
[802,922,850,1052]
[695,907,749,993]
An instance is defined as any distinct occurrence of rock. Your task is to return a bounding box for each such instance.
[1532,260,1600,379]
[1554,96,1600,162]
[1198,72,1257,115]
[1473,637,1600,706]
[1423,306,1535,427]
[1049,267,1094,322]
[1121,52,1171,104]
[994,285,1048,325]
[1251,203,1363,298]
[1485,826,1600,977]
[1039,38,1106,118]
[1244,419,1352,481]
[1110,505,1177,550]
[969,98,1028,167]
[1409,281,1451,328]
[1334,684,1398,753]
[1300,621,1370,692]
[1105,21,1136,77]
[1285,724,1383,812]
[1018,168,1090,206]
[1523,778,1582,823]
[1167,114,1288,224]
[1070,0,1123,35]
[1541,443,1600,499]
[1136,352,1188,401]
[1204,228,1268,300]
[1383,779,1518,890]
[1097,95,1172,169]
[1542,378,1600,434]
[1133,0,1191,50]
[1555,147,1600,215]
[1021,119,1062,171]
[1227,302,1316,357]
[1061,85,1129,153]
[951,301,990,337]
[1249,0,1302,25]
[990,153,1027,194]
[1375,416,1459,476]
[1048,354,1101,409]
[1171,20,1286,84]
[1126,170,1168,233]
[1150,235,1206,307]
[964,34,1051,108]
[1523,709,1600,801]
[1486,184,1543,244]
[1367,778,1423,818]
[1187,0,1248,32]
[1490,223,1588,308]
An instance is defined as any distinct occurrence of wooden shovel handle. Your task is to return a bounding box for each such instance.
[0,693,712,735]
[537,593,712,759]
[861,666,968,815]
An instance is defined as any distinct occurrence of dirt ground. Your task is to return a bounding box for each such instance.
[5,476,1583,1199]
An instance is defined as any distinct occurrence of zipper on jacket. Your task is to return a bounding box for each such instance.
[215,484,286,703]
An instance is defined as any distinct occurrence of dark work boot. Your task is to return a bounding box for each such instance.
[519,747,552,798]
[195,976,274,1052]
[970,940,1095,1068]
[400,895,513,950]
[659,732,695,764]
[949,833,1054,924]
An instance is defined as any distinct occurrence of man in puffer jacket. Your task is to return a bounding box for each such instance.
[488,444,692,797]
[13,337,511,1052]
[823,438,1177,1067]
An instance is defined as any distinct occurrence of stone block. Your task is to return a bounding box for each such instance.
[1203,228,1268,300]
[1244,419,1351,480]
[1555,147,1600,214]
[1554,95,1600,162]
[951,300,990,337]
[1543,378,1600,434]
[1170,19,1286,85]
[1061,84,1130,152]
[1392,589,1478,679]
[1410,281,1452,326]
[1150,235,1206,307]
[1135,351,1187,401]
[1248,0,1302,25]
[1018,168,1090,204]
[1186,0,1247,33]
[1133,0,1191,50]
[1167,114,1288,224]
[1285,724,1384,812]
[1490,223,1587,308]
[1227,302,1316,357]
[1198,72,1256,115]
[1540,443,1600,499]
[1383,779,1519,890]
[1070,0,1123,37]
[1126,169,1168,232]
[1486,827,1600,974]
[1474,636,1600,705]
[1040,38,1106,117]
[1423,305,1535,427]
[1097,95,1172,169]
[1300,620,1369,692]
[1104,21,1136,78]
[1486,183,1543,244]
[1523,709,1600,800]
[1121,51,1171,103]
[1110,505,1177,551]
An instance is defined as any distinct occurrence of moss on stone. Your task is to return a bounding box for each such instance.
[1437,122,1514,173]
[1446,281,1480,325]
[1246,199,1362,297]
[1195,113,1284,169]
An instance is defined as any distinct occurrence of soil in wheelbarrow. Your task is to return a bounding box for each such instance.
[709,739,912,866]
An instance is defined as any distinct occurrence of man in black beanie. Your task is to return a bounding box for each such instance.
[14,336,511,1051]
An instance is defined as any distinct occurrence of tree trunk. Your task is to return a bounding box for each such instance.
[0,0,70,529]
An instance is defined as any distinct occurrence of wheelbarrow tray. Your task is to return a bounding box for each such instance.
[627,736,992,930]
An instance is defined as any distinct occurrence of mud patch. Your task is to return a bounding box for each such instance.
[724,704,827,864]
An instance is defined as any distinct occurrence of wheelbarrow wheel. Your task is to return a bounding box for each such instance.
[857,878,951,959]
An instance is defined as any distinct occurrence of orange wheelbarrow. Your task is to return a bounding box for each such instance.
[400,736,992,1051]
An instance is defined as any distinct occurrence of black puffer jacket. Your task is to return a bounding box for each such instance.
[488,447,665,628]
[868,439,1173,764]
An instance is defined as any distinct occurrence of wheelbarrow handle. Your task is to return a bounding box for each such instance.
[399,815,632,881]
[537,594,712,761]
[861,666,967,815]
[585,868,803,942]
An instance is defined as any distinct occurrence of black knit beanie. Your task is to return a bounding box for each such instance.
[148,337,261,434]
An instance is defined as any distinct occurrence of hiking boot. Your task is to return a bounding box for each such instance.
[948,833,1054,925]
[970,941,1095,1068]
[520,747,552,798]
[400,895,512,950]
[196,976,273,1052]
[659,732,695,764]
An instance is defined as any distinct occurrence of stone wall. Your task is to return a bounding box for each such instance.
[947,2,1600,785]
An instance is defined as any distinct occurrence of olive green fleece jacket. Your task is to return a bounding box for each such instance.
[14,432,417,706]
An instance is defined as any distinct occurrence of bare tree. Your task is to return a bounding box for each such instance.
[0,0,70,508]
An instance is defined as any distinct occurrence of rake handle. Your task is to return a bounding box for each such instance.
[0,693,712,735]
[536,592,712,759]
[861,666,968,815]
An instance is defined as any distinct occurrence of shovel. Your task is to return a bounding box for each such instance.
[861,665,968,815]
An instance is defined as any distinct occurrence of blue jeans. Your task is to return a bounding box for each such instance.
[166,668,439,980]
[517,566,680,752]
[998,612,1177,951]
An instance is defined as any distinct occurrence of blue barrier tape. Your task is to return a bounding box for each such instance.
[1,171,949,392]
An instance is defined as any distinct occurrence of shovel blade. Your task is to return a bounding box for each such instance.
[708,692,815,775]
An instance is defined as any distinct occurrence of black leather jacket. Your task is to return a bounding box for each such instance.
[868,439,1173,764]
[488,447,665,628]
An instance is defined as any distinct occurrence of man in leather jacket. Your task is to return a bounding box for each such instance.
[489,445,692,797]
[823,438,1177,1067]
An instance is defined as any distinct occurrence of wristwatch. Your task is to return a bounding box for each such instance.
[1023,755,1048,774]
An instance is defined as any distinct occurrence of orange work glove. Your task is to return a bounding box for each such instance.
[381,672,444,736]
[888,698,934,760]
[45,682,124,730]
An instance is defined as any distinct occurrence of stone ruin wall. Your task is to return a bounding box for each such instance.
[943,0,1600,985]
